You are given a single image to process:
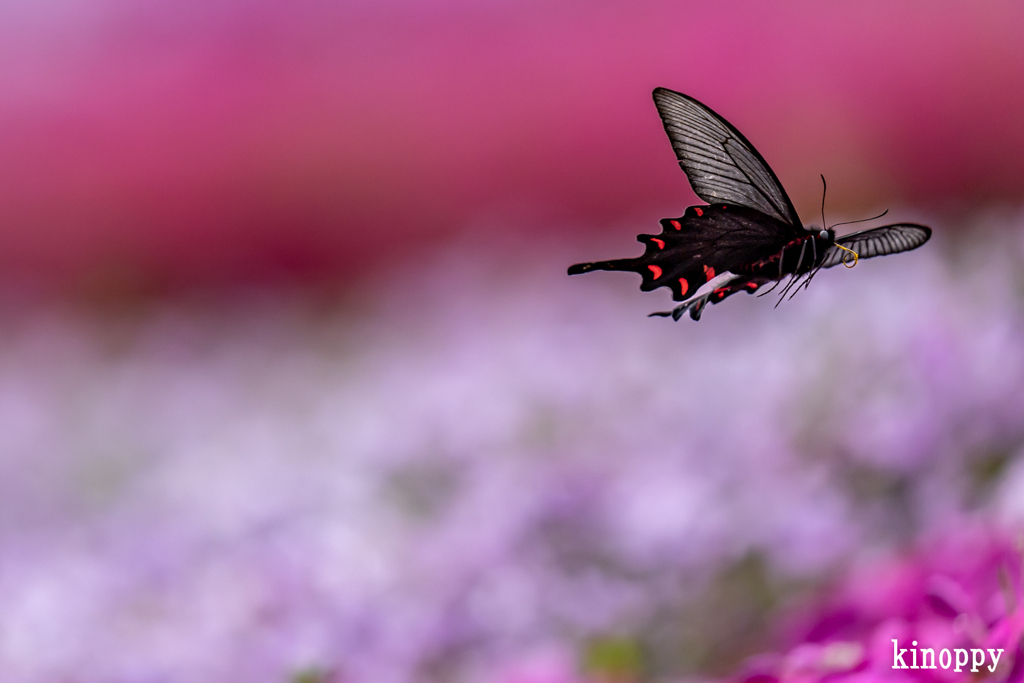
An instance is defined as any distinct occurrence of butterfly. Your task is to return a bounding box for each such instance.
[567,87,932,321]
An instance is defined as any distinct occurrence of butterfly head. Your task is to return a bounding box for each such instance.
[816,228,835,245]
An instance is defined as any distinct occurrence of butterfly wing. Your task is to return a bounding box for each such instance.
[819,223,932,269]
[569,205,796,301]
[653,88,801,227]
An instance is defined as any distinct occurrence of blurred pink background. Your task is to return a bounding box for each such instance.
[1,0,1022,294]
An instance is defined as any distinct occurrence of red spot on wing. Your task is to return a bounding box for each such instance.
[694,207,703,217]
[703,265,715,281]
[678,278,688,296]
[670,220,681,230]
[651,238,665,249]
[648,265,663,279]
[746,282,759,290]
[713,287,728,299]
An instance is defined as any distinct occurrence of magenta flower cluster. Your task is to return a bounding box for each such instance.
[735,529,1024,683]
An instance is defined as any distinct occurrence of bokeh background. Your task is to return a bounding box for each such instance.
[2,1,1024,681]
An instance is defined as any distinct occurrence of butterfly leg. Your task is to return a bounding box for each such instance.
[755,279,782,297]
[775,274,803,307]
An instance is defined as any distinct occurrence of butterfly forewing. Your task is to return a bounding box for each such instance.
[653,88,801,227]
[819,224,932,269]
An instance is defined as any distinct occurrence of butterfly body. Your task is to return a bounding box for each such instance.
[568,88,932,320]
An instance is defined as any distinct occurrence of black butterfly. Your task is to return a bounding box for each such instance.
[568,88,932,321]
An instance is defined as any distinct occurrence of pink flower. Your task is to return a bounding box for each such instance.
[734,529,1024,683]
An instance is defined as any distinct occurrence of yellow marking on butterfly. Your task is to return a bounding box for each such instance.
[834,243,859,268]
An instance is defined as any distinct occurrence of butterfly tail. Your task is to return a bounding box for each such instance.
[648,296,707,321]
[567,258,641,275]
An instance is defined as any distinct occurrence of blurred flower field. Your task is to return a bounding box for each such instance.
[2,215,1024,682]
[1,0,1024,680]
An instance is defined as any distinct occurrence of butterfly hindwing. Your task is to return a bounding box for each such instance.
[819,224,932,269]
[708,277,771,304]
[653,88,801,227]
[569,205,798,302]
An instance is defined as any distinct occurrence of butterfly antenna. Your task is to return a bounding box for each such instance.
[820,174,827,231]
[829,209,889,231]
[820,174,889,232]
[819,175,877,267]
